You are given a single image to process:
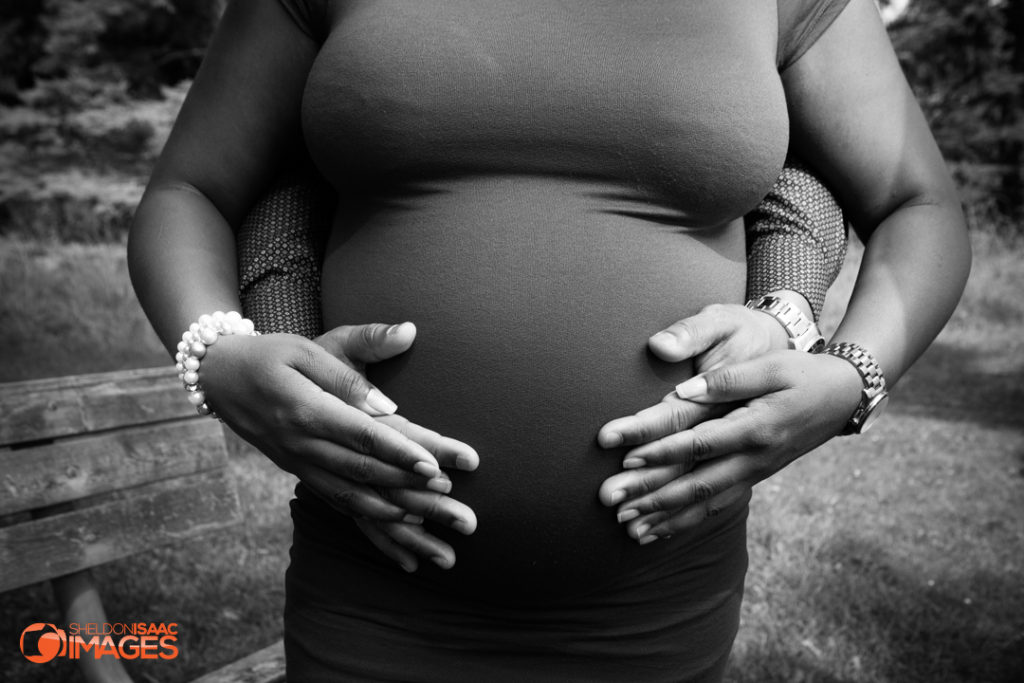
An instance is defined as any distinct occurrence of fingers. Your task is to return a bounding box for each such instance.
[386,488,477,536]
[315,321,417,365]
[613,405,761,471]
[354,519,420,573]
[294,391,444,479]
[674,352,793,404]
[599,464,686,508]
[597,393,725,449]
[297,460,474,541]
[294,339,400,416]
[604,456,752,544]
[647,305,739,362]
[377,414,480,472]
[298,467,410,522]
[624,483,751,543]
[354,519,458,572]
[299,438,451,491]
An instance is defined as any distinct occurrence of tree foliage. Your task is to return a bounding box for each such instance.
[0,0,224,105]
[884,0,1023,223]
[1,0,1021,231]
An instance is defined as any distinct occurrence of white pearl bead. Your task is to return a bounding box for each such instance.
[213,311,225,323]
[177,341,188,353]
[175,362,184,373]
[199,326,219,345]
[196,403,212,416]
[237,319,255,335]
[187,390,206,406]
[189,322,200,335]
[190,341,207,358]
[183,370,199,385]
[182,331,193,343]
[198,314,213,327]
[183,357,200,371]
[225,311,242,325]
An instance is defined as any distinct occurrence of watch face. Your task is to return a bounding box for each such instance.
[859,393,890,433]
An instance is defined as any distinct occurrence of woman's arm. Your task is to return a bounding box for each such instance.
[599,0,970,538]
[128,0,477,569]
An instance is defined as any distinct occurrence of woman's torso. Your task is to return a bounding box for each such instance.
[302,0,787,601]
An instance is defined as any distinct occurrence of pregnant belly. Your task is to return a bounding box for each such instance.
[320,176,747,599]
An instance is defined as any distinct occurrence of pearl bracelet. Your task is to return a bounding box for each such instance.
[174,311,259,416]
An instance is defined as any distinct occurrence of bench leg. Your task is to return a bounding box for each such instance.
[51,569,134,683]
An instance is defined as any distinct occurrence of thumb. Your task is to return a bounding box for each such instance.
[316,322,417,364]
[648,306,736,362]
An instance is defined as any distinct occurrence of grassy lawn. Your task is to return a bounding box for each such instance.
[1,231,1022,682]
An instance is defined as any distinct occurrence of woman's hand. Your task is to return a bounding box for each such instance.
[596,300,836,541]
[598,300,795,454]
[599,350,862,542]
[198,321,478,548]
[647,300,795,374]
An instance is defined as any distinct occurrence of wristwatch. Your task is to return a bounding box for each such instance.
[746,295,825,353]
[822,341,889,435]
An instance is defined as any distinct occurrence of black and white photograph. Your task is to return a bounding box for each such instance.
[1,0,1022,681]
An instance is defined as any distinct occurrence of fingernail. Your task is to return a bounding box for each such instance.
[675,376,707,400]
[634,523,650,538]
[617,509,640,523]
[622,457,645,469]
[413,461,441,478]
[366,388,398,415]
[455,452,478,471]
[426,477,452,494]
[402,513,424,524]
[452,518,475,535]
[602,431,623,448]
[650,331,678,348]
[607,489,626,505]
[399,558,417,573]
[386,323,404,335]
[638,534,659,546]
[432,554,455,569]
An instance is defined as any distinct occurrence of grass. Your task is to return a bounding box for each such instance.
[0,232,1022,682]
[0,237,168,381]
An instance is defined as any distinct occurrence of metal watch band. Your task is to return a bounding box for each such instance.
[745,295,825,353]
[822,341,889,435]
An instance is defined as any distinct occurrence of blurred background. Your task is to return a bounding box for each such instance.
[1,0,1021,681]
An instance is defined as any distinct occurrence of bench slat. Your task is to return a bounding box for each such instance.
[0,367,193,446]
[0,470,242,592]
[0,419,228,517]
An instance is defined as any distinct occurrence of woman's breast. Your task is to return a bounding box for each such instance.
[320,176,747,599]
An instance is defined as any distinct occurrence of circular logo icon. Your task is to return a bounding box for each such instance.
[20,623,66,663]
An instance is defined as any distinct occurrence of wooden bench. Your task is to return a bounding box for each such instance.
[0,367,285,683]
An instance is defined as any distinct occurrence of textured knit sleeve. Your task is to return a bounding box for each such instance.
[237,160,334,337]
[745,161,847,320]
[776,0,853,71]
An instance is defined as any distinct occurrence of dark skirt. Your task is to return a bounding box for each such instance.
[284,489,749,682]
